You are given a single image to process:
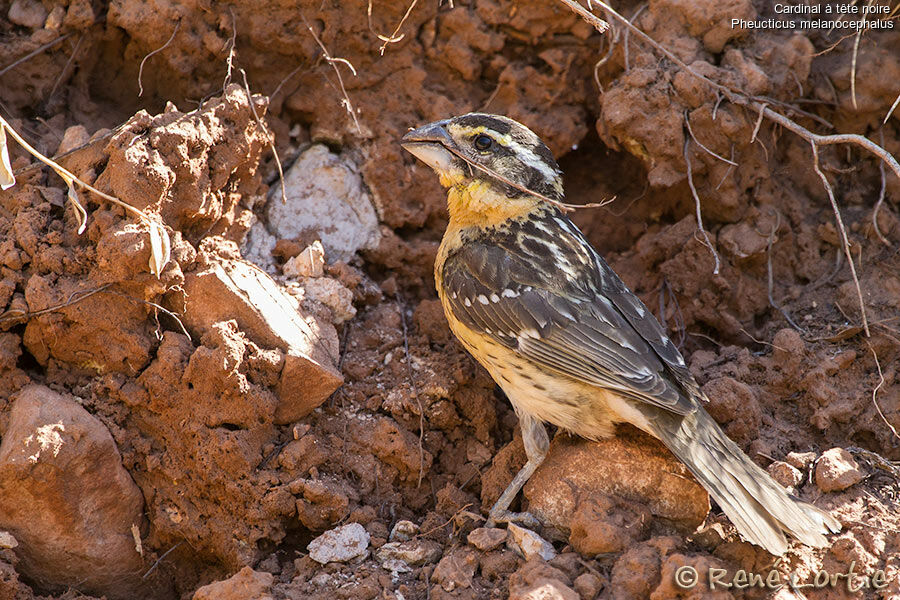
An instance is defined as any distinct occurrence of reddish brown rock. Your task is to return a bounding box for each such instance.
[815,448,865,492]
[524,428,709,544]
[0,385,152,599]
[508,558,579,600]
[431,549,478,592]
[180,255,342,423]
[192,566,274,600]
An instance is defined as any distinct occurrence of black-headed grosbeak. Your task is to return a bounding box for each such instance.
[401,113,840,555]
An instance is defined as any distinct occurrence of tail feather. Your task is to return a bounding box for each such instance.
[651,408,840,555]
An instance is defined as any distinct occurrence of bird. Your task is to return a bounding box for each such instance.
[400,112,841,556]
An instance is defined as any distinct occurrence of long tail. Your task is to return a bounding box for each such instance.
[650,408,841,555]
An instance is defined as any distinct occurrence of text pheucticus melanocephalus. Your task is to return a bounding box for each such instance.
[400,113,841,556]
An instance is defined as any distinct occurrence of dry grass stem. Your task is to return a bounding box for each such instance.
[239,69,287,205]
[684,110,737,166]
[0,33,71,77]
[47,33,84,102]
[866,344,900,442]
[138,22,181,97]
[0,284,111,324]
[873,131,890,246]
[397,295,426,488]
[885,91,900,124]
[0,116,171,276]
[811,143,870,337]
[369,0,419,55]
[683,137,721,275]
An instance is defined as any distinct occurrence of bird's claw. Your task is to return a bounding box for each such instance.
[486,509,541,530]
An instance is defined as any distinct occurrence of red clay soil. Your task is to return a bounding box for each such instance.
[0,1,899,599]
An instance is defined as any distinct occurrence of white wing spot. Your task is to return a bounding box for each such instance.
[518,328,540,339]
[478,294,489,305]
[490,293,500,303]
[464,298,471,307]
[501,288,519,298]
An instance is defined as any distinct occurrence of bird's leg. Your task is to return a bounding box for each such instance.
[486,413,549,529]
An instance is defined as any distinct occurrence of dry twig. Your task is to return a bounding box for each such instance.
[683,137,720,275]
[138,22,181,97]
[866,343,900,442]
[239,69,287,205]
[872,130,891,245]
[0,33,71,77]
[368,0,419,55]
[811,143,870,337]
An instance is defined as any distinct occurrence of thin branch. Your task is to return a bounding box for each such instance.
[0,284,111,324]
[138,22,181,97]
[370,0,419,55]
[46,33,84,102]
[301,14,362,134]
[866,343,900,442]
[558,0,609,32]
[684,110,737,166]
[142,542,183,580]
[239,69,287,205]
[683,137,720,275]
[0,34,71,77]
[885,91,900,124]
[760,209,806,333]
[811,143,870,337]
[222,8,237,92]
[872,130,890,245]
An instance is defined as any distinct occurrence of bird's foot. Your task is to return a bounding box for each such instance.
[486,509,541,530]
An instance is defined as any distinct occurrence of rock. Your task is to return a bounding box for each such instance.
[7,0,47,28]
[523,429,709,540]
[573,572,603,600]
[767,461,803,489]
[180,256,342,423]
[307,523,370,564]
[283,241,325,278]
[388,520,419,542]
[0,532,17,549]
[509,558,579,600]
[0,385,149,599]
[266,144,380,262]
[815,448,865,492]
[192,566,274,600]
[301,276,356,324]
[375,539,442,566]
[291,479,349,531]
[57,125,90,155]
[785,451,816,471]
[431,549,478,592]
[567,495,650,555]
[467,527,508,551]
[507,523,556,561]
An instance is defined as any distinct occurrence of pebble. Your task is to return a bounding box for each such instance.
[507,523,556,561]
[307,523,370,564]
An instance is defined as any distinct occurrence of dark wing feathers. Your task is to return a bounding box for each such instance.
[442,212,699,415]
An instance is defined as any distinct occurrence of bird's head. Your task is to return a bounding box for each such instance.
[401,113,564,226]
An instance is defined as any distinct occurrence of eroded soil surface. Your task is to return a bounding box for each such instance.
[0,0,899,599]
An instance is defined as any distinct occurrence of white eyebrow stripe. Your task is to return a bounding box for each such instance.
[504,138,560,188]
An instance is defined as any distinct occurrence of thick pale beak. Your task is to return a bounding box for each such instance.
[400,120,455,173]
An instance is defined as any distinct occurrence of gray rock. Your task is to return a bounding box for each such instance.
[266,145,380,262]
[307,523,370,564]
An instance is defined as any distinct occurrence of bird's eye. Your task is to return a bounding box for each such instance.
[473,134,493,151]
